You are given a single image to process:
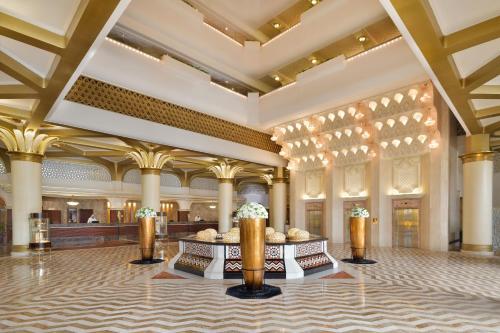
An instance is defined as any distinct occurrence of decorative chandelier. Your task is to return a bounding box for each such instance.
[66,197,79,206]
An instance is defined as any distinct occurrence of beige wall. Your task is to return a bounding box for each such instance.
[190,203,217,221]
[42,197,107,224]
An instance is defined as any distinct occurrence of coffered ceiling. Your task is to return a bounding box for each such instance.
[380,0,500,144]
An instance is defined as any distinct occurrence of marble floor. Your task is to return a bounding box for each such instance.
[0,242,499,333]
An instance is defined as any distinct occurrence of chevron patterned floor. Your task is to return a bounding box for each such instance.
[0,242,499,333]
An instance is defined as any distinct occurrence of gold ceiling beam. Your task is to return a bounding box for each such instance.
[0,51,46,91]
[485,121,500,134]
[0,85,39,99]
[169,150,207,158]
[38,127,104,137]
[83,151,127,157]
[442,16,500,54]
[0,12,66,55]
[58,137,134,152]
[0,105,32,119]
[469,93,500,99]
[462,56,500,92]
[475,106,500,120]
[390,0,482,134]
[27,0,121,130]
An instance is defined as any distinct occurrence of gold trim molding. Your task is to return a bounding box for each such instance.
[7,152,43,163]
[461,243,493,252]
[218,178,234,184]
[11,244,29,252]
[140,168,161,176]
[65,76,281,153]
[459,151,495,164]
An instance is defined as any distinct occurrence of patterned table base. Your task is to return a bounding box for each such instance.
[295,253,333,275]
[174,253,212,276]
[224,259,286,279]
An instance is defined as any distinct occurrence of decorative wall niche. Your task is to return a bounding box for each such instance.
[305,169,324,198]
[392,157,421,194]
[343,163,366,197]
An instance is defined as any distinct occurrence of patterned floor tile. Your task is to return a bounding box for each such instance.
[0,242,499,333]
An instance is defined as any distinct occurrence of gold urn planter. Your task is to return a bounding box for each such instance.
[349,217,366,260]
[240,217,266,291]
[341,206,377,265]
[130,207,163,265]
[139,217,156,261]
[226,202,281,299]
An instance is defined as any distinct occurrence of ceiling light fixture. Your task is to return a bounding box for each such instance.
[311,58,319,64]
[67,197,79,206]
[274,75,281,81]
[358,35,367,43]
[273,22,281,29]
[310,0,318,5]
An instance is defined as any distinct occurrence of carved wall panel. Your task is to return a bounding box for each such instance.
[344,163,366,196]
[392,157,421,194]
[305,169,324,198]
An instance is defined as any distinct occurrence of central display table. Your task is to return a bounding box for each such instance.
[168,235,338,279]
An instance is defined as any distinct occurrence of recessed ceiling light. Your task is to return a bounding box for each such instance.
[224,27,229,31]
[358,35,367,43]
[273,22,281,29]
[224,80,229,84]
[310,0,318,5]
[274,75,281,81]
[311,58,318,64]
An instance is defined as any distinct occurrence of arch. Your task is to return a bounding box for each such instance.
[42,159,112,182]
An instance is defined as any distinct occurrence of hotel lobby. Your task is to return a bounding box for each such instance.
[0,0,499,332]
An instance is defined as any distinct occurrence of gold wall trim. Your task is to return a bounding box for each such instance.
[11,245,29,252]
[140,168,161,176]
[462,244,493,252]
[8,152,43,163]
[218,178,234,184]
[459,151,495,164]
[65,76,281,153]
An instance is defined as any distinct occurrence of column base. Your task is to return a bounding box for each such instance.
[461,244,494,256]
[10,245,30,257]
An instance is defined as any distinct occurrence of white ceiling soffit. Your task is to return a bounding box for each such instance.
[0,35,57,78]
[48,100,287,167]
[0,71,20,84]
[83,35,426,131]
[452,38,500,79]
[428,0,500,35]
[0,0,81,35]
[117,0,386,78]
[259,38,427,128]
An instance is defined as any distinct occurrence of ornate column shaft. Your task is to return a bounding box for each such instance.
[129,150,172,213]
[0,129,57,255]
[209,161,242,233]
[460,134,494,255]
[272,167,287,233]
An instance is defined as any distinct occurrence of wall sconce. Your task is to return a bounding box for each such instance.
[372,217,379,224]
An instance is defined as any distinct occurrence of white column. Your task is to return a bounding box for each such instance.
[141,168,161,212]
[10,153,43,256]
[461,152,494,255]
[267,185,273,226]
[218,179,233,233]
[272,180,287,232]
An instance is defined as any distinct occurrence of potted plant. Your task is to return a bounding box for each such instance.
[349,205,370,261]
[136,207,157,262]
[236,202,268,291]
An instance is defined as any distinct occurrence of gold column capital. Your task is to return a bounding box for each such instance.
[208,160,243,179]
[459,151,495,164]
[128,149,173,169]
[218,178,234,184]
[7,151,44,163]
[273,177,287,183]
[140,168,161,176]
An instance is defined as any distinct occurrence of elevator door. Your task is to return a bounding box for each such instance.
[343,200,367,243]
[305,202,324,236]
[392,199,420,248]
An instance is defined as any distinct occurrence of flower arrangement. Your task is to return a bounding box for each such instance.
[351,205,370,218]
[135,207,157,219]
[236,202,268,219]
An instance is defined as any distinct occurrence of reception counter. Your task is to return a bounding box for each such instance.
[169,235,338,279]
[49,221,219,247]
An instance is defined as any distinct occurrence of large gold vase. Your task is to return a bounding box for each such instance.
[349,217,366,260]
[139,217,156,261]
[240,218,266,291]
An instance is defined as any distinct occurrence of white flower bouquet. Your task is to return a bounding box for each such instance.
[350,206,369,218]
[236,202,268,219]
[135,207,157,218]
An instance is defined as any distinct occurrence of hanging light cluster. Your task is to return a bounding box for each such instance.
[272,83,440,170]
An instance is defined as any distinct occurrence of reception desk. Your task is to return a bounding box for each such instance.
[169,235,338,279]
[49,222,219,247]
